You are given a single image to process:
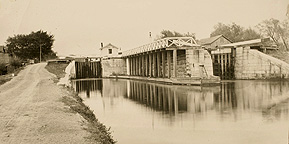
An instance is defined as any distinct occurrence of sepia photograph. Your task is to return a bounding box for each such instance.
[0,0,289,143]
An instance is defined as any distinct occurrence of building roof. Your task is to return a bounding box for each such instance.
[199,35,232,45]
[99,43,119,50]
[220,38,270,48]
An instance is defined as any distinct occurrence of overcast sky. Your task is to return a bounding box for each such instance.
[0,0,288,56]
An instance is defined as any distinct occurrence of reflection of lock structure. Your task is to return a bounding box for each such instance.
[199,64,208,79]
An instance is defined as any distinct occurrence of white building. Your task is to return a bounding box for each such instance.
[100,43,121,58]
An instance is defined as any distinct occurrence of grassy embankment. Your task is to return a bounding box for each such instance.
[45,62,115,144]
[267,50,289,64]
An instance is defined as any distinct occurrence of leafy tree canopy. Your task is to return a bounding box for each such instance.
[257,18,289,51]
[6,30,56,60]
[210,23,261,42]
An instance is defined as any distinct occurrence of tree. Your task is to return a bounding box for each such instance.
[6,30,55,60]
[257,18,289,51]
[210,23,261,42]
[156,30,196,40]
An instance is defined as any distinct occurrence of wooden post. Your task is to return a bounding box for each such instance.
[173,49,177,77]
[132,57,134,76]
[136,56,139,76]
[167,51,171,78]
[134,57,136,76]
[126,58,130,75]
[130,58,132,76]
[224,54,227,79]
[217,54,220,78]
[152,52,156,77]
[139,55,142,76]
[149,53,152,77]
[228,53,231,78]
[220,54,224,79]
[162,51,166,78]
[144,54,148,76]
[141,55,145,76]
[157,52,161,77]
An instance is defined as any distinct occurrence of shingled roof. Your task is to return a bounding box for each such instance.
[199,35,232,45]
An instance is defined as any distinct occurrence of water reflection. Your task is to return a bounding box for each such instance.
[72,79,289,119]
[72,79,289,144]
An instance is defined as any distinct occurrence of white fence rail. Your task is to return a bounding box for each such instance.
[122,37,199,57]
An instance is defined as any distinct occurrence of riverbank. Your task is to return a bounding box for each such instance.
[0,63,90,143]
[0,63,115,143]
[45,62,115,143]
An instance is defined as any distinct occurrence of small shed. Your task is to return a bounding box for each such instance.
[100,43,121,58]
[199,35,232,50]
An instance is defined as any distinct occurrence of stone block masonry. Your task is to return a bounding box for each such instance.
[235,46,289,79]
[102,58,127,77]
[186,48,215,78]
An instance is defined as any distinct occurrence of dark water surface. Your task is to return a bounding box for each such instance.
[72,79,289,144]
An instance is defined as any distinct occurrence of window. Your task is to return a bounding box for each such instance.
[108,49,112,54]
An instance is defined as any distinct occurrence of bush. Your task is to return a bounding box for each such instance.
[10,58,22,68]
[0,63,8,75]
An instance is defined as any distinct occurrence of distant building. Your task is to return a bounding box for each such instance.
[99,43,121,58]
[199,35,232,50]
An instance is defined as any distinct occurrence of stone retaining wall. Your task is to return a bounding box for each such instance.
[102,58,127,77]
[235,46,289,79]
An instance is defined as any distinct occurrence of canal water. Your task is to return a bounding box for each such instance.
[72,79,289,144]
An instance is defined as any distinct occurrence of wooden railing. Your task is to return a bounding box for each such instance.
[122,37,199,57]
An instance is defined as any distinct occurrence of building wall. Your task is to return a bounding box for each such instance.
[102,58,127,77]
[186,48,215,78]
[101,47,119,58]
[235,46,289,79]
[176,50,186,77]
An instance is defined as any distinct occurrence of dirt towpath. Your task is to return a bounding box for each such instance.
[0,63,90,144]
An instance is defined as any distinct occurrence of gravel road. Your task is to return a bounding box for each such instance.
[0,63,90,144]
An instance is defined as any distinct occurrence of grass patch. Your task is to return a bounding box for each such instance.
[45,62,69,79]
[62,89,115,144]
[45,62,116,144]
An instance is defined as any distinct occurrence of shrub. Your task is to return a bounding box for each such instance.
[10,58,22,68]
[0,62,7,75]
